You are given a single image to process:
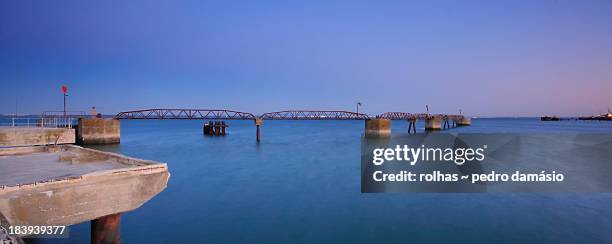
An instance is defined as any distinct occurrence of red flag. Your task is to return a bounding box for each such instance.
[61,85,68,94]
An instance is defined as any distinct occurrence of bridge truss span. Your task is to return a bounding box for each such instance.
[114,108,470,142]
[377,112,425,120]
[259,110,371,120]
[114,109,256,120]
[376,112,464,121]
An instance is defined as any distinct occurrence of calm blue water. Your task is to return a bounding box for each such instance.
[43,118,612,243]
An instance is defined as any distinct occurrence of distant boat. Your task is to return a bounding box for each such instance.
[541,116,560,121]
[578,113,612,121]
[578,109,612,121]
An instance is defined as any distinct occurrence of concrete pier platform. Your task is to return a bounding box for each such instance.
[0,145,169,240]
[0,127,75,147]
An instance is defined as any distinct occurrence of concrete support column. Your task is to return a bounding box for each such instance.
[77,118,120,145]
[457,117,471,126]
[424,116,442,131]
[365,119,391,137]
[91,213,121,244]
[255,118,263,142]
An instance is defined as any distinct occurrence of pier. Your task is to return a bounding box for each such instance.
[0,106,469,244]
[0,113,168,244]
[0,145,169,244]
[114,108,471,141]
[0,106,468,243]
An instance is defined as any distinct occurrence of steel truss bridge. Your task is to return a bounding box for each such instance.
[376,112,465,121]
[115,109,256,120]
[115,108,468,141]
[115,109,464,121]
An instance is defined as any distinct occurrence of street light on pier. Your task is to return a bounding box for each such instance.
[357,102,362,114]
[61,84,68,117]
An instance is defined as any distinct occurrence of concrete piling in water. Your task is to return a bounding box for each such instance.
[255,118,263,142]
[424,116,442,131]
[457,117,471,126]
[203,121,228,136]
[91,213,121,244]
[365,118,391,137]
[77,118,120,145]
[203,121,213,135]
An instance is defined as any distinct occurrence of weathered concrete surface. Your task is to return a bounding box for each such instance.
[1,211,24,244]
[77,118,120,145]
[365,119,391,137]
[0,145,169,229]
[425,116,442,131]
[457,117,471,126]
[0,127,75,147]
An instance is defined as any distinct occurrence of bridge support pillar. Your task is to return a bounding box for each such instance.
[214,121,221,135]
[365,119,391,137]
[203,121,228,136]
[457,117,471,126]
[424,116,442,131]
[91,213,121,244]
[77,118,120,145]
[407,119,417,134]
[255,119,263,142]
[443,119,451,129]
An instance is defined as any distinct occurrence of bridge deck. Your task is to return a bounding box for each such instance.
[115,109,465,121]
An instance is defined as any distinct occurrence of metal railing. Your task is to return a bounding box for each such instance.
[0,117,79,129]
[1,111,87,129]
[41,111,87,118]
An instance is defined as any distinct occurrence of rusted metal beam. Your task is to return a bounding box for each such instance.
[91,213,121,244]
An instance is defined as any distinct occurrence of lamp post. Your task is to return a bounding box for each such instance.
[61,85,68,117]
[357,102,362,114]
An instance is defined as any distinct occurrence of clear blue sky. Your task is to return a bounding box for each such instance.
[1,0,611,116]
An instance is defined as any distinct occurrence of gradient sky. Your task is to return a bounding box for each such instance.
[1,0,611,116]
